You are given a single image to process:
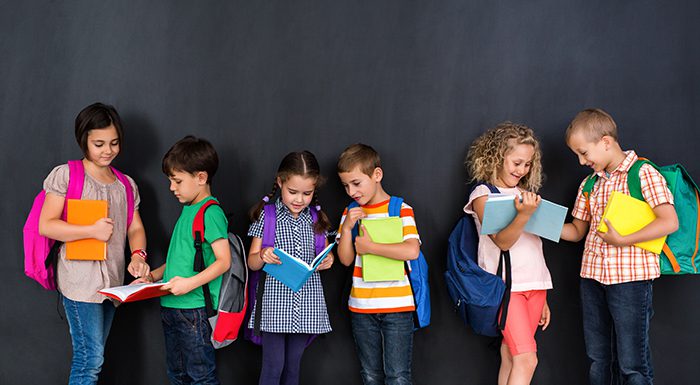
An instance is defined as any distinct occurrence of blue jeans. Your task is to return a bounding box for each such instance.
[580,279,654,385]
[161,307,219,385]
[351,312,414,385]
[62,296,116,385]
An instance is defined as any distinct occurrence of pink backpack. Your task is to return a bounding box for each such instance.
[23,160,135,290]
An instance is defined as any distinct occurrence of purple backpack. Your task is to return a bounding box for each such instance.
[23,160,135,290]
[244,203,326,345]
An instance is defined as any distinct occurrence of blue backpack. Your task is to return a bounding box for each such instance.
[347,196,431,329]
[444,183,512,337]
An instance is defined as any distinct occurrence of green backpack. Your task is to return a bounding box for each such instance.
[582,159,700,275]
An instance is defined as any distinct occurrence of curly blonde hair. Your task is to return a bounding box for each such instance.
[465,122,543,192]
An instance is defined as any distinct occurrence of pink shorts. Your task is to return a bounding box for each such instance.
[500,290,547,356]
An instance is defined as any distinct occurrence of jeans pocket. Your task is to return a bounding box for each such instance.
[180,309,201,330]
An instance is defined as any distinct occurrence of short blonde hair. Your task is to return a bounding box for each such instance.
[565,108,618,143]
[337,143,381,176]
[465,122,543,192]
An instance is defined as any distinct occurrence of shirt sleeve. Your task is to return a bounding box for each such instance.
[335,207,349,241]
[570,178,592,222]
[125,175,141,211]
[248,208,265,238]
[204,204,228,244]
[400,202,420,243]
[639,164,674,208]
[42,164,69,197]
[463,184,493,215]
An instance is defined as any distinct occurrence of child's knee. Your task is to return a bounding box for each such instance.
[500,344,513,365]
[513,352,538,372]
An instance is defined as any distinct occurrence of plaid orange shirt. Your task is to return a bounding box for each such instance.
[571,150,674,285]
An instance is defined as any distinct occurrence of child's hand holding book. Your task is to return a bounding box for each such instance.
[514,191,542,217]
[354,224,374,255]
[259,247,281,264]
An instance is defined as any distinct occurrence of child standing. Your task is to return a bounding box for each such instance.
[560,109,678,385]
[463,123,552,385]
[38,103,150,385]
[143,136,231,385]
[247,151,334,385]
[336,143,421,385]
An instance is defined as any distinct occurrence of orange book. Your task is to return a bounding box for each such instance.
[66,199,108,260]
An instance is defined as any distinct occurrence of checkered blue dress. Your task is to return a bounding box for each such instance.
[247,199,332,334]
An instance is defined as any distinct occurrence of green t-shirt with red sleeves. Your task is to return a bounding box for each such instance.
[161,196,228,309]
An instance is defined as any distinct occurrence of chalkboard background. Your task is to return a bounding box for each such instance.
[2,1,699,384]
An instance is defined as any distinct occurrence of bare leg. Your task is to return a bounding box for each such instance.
[498,344,513,385]
[506,352,538,385]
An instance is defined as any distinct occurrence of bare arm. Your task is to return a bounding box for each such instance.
[247,237,274,271]
[337,207,366,266]
[561,218,590,242]
[126,210,149,278]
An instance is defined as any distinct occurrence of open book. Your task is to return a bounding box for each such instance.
[98,282,168,302]
[263,242,336,292]
[480,193,568,242]
[598,191,666,254]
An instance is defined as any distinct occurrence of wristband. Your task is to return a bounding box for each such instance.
[131,249,147,260]
[148,272,155,283]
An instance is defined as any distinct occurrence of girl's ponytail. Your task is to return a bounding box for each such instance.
[311,194,332,234]
[249,180,278,222]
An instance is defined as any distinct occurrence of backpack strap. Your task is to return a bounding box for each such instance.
[581,174,598,216]
[626,158,661,201]
[388,196,403,217]
[261,204,276,249]
[110,166,135,229]
[192,199,221,318]
[496,250,512,331]
[347,200,361,241]
[64,160,85,220]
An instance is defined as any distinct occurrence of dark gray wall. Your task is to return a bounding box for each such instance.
[2,1,700,384]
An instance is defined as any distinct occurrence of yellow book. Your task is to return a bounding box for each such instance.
[597,191,666,254]
[360,217,405,282]
[66,199,108,260]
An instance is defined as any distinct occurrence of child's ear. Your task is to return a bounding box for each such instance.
[276,176,283,188]
[601,135,615,149]
[197,171,208,185]
[372,167,383,182]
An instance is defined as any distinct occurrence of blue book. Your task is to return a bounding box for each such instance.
[263,242,336,292]
[480,194,568,242]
